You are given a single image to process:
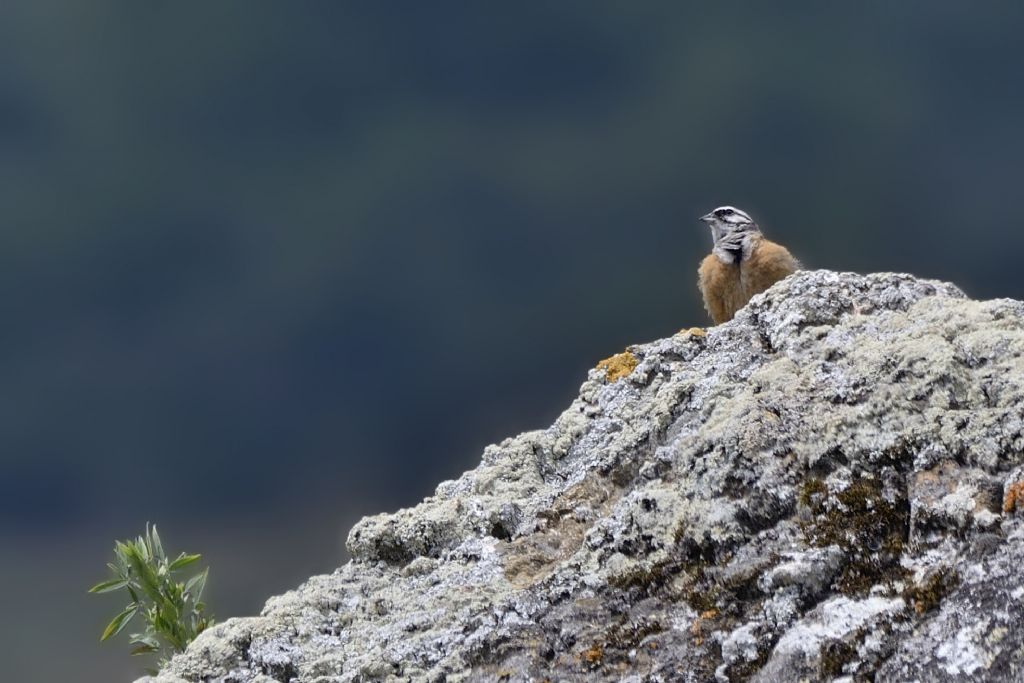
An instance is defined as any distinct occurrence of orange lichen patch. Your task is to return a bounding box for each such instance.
[580,645,603,665]
[596,351,638,382]
[677,326,707,337]
[1003,481,1024,513]
[689,620,703,645]
[689,608,719,645]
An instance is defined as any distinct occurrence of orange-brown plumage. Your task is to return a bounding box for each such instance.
[696,207,799,324]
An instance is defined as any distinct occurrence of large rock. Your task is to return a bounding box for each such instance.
[139,270,1024,683]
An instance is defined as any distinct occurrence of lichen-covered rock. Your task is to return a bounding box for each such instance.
[138,271,1024,683]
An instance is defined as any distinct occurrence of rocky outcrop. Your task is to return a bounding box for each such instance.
[140,270,1024,682]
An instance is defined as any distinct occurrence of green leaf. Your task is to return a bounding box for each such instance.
[100,605,138,641]
[130,644,159,656]
[128,631,161,655]
[149,524,165,561]
[155,620,185,652]
[135,535,150,562]
[185,568,208,602]
[114,541,131,564]
[123,543,163,604]
[168,554,201,572]
[89,578,129,594]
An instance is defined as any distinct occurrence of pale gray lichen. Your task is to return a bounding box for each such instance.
[139,271,1024,683]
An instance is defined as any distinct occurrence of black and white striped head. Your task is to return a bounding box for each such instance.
[699,206,761,263]
[699,206,758,235]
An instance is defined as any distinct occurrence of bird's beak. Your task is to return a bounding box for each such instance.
[700,213,714,224]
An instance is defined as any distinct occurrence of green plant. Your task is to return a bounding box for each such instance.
[89,524,213,669]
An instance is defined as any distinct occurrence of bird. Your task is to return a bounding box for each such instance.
[696,206,800,324]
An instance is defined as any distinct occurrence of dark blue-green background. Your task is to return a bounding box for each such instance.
[3,3,1024,680]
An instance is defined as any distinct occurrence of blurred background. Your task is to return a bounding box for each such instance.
[2,2,1024,680]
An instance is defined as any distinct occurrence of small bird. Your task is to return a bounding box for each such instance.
[696,206,800,324]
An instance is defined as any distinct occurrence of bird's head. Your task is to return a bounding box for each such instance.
[700,206,761,262]
[699,206,758,236]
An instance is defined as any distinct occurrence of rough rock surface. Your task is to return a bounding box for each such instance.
[139,270,1024,683]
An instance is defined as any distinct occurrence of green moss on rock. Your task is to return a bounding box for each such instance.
[800,476,910,595]
[904,568,960,614]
